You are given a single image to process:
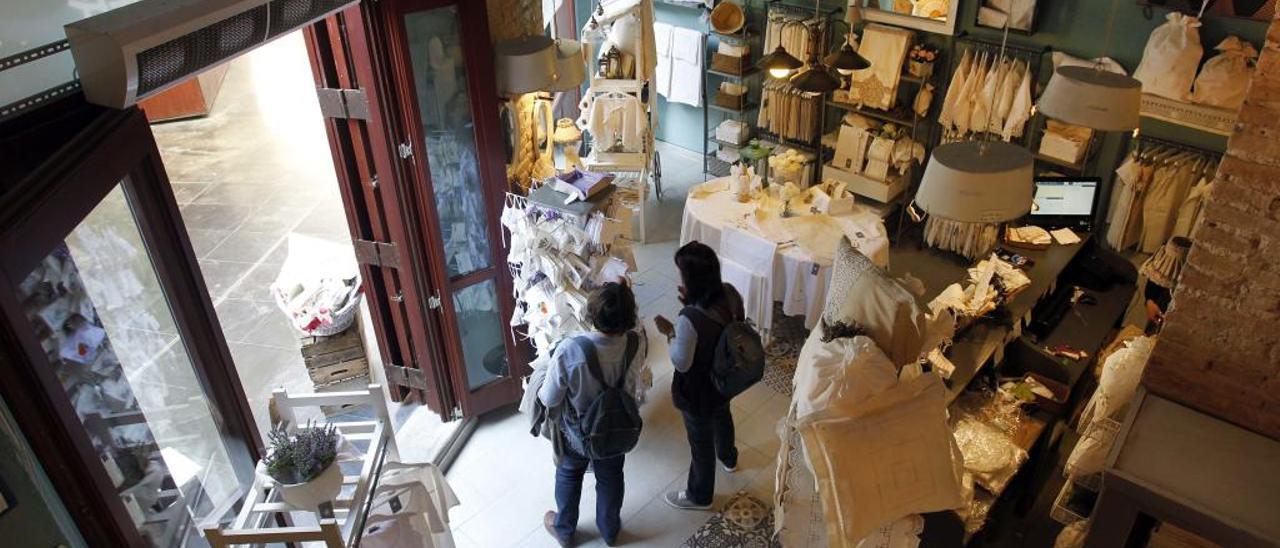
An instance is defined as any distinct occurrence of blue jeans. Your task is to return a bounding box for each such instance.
[554,448,625,542]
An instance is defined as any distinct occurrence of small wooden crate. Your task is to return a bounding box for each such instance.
[710,53,751,75]
[714,91,747,111]
[300,328,369,388]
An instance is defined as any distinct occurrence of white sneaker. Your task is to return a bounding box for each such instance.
[721,462,738,473]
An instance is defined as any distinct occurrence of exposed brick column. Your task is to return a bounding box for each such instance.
[1142,13,1280,441]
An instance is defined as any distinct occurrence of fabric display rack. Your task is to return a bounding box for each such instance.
[824,24,940,216]
[752,2,832,187]
[702,4,762,179]
[1105,135,1219,255]
[503,189,643,410]
[580,0,660,240]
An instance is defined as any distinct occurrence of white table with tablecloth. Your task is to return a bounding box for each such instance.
[680,178,890,335]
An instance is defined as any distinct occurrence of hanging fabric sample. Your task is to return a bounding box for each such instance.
[1172,176,1212,238]
[758,81,822,142]
[1001,57,1033,142]
[937,48,972,131]
[668,26,704,107]
[847,24,914,110]
[1106,152,1146,251]
[587,93,648,152]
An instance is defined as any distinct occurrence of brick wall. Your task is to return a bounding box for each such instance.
[486,0,544,189]
[1143,13,1280,441]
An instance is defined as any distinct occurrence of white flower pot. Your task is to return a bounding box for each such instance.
[277,461,343,511]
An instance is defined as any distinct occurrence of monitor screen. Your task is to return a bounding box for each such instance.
[1031,179,1098,217]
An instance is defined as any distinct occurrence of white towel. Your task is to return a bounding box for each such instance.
[721,225,778,274]
[670,27,703,63]
[654,22,673,56]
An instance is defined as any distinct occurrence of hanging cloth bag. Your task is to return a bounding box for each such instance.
[1133,12,1204,101]
[1191,36,1258,110]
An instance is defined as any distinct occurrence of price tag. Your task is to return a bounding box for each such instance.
[811,263,820,276]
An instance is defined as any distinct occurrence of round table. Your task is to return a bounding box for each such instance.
[680,177,890,331]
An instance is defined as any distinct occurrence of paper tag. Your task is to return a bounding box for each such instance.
[388,495,403,513]
[811,263,820,276]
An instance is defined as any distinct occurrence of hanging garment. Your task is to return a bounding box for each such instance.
[970,57,1006,134]
[995,60,1024,129]
[653,22,674,98]
[955,51,989,136]
[1172,176,1212,238]
[1191,36,1259,110]
[588,94,647,152]
[1106,154,1144,251]
[1133,12,1204,101]
[668,27,703,107]
[1139,160,1196,253]
[914,82,935,118]
[938,48,972,131]
[849,24,913,110]
[1001,58,1033,141]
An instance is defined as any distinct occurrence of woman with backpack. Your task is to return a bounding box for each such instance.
[655,241,747,511]
[539,281,648,547]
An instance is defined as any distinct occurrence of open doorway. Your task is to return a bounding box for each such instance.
[147,30,459,461]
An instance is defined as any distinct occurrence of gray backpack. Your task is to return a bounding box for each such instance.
[689,308,766,399]
[564,333,643,460]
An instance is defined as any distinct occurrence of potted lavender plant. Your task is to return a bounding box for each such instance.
[264,423,343,510]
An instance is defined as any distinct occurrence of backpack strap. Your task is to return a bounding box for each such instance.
[570,336,609,389]
[684,305,726,327]
[617,332,639,389]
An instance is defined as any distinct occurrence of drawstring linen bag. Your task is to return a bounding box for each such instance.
[1191,36,1258,110]
[1133,12,1204,101]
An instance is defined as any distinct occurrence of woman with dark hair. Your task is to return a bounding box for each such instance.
[540,281,647,546]
[654,241,745,511]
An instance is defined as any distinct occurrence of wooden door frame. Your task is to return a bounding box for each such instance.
[375,0,526,416]
[0,103,261,547]
[302,5,461,415]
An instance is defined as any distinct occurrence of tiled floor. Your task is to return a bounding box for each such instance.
[151,31,455,456]
[443,143,789,547]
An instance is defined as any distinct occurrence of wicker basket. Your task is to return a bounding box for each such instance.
[711,53,751,75]
[274,276,365,337]
[714,91,747,111]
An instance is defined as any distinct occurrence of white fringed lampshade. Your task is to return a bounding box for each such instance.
[917,141,1035,223]
[495,35,556,95]
[1038,66,1142,131]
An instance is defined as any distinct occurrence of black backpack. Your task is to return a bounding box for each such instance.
[565,333,643,460]
[689,308,766,399]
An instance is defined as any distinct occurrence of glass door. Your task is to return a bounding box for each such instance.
[0,108,259,546]
[386,0,523,416]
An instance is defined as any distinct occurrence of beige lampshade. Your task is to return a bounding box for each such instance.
[495,35,556,95]
[916,141,1034,223]
[549,39,586,92]
[552,118,582,144]
[1038,65,1141,131]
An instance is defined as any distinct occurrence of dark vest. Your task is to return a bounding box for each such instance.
[673,302,730,415]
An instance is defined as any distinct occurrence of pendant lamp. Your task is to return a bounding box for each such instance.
[1035,0,1141,131]
[791,58,843,93]
[759,45,803,79]
[917,141,1034,223]
[495,35,557,95]
[825,38,871,75]
[548,39,586,92]
[1038,65,1141,131]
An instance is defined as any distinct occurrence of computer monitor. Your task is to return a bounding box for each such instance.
[1028,177,1100,230]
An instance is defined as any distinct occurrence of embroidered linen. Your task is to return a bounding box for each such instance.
[848,24,913,110]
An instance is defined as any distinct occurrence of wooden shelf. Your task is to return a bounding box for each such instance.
[707,67,761,79]
[1034,152,1086,172]
[826,101,919,127]
[709,102,759,114]
[1140,93,1236,136]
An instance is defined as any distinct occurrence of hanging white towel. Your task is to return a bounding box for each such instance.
[653,22,674,98]
[669,27,704,107]
[938,49,971,132]
[1002,59,1033,141]
[1107,155,1143,250]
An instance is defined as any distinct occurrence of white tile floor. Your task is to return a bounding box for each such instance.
[444,143,790,547]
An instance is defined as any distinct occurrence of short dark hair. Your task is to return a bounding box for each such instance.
[675,241,724,308]
[587,282,638,335]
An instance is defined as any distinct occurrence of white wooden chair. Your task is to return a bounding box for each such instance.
[201,384,397,547]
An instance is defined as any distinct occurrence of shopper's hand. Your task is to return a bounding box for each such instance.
[654,315,675,339]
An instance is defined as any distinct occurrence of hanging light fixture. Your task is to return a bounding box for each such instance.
[759,44,803,79]
[1036,0,1141,131]
[915,23,1033,224]
[758,0,869,86]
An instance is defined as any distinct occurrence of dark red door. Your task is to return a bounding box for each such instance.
[375,0,525,416]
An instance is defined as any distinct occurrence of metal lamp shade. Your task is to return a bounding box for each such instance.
[917,141,1035,223]
[548,39,586,92]
[790,60,842,93]
[759,45,803,78]
[495,35,556,94]
[824,42,871,72]
[1038,65,1141,131]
